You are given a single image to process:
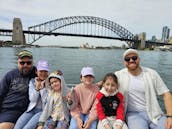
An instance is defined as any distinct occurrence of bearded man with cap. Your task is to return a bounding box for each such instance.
[0,50,37,129]
[115,48,172,129]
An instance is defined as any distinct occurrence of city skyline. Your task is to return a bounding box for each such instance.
[161,26,170,42]
[0,0,172,46]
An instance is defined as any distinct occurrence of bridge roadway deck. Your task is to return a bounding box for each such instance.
[0,28,172,46]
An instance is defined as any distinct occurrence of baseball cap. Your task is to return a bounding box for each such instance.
[36,60,49,71]
[18,50,33,59]
[81,67,95,77]
[123,48,139,58]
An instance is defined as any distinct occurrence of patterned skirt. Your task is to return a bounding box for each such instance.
[43,117,69,129]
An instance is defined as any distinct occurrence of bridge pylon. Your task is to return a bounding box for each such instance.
[131,33,146,49]
[138,32,146,49]
[12,18,26,45]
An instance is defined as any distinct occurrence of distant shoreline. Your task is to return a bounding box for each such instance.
[43,45,124,49]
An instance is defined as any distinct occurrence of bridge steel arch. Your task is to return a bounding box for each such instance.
[28,16,135,47]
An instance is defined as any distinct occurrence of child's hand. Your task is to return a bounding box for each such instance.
[35,77,47,91]
[104,123,112,129]
[96,81,103,88]
[115,125,122,129]
[66,93,73,105]
[76,117,83,129]
[66,87,74,105]
[35,77,43,90]
[82,121,91,129]
[82,119,94,129]
[41,80,46,88]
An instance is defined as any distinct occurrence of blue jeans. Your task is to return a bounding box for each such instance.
[69,114,97,129]
[14,108,42,129]
[126,111,166,129]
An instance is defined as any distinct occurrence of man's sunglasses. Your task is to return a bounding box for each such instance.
[124,56,138,62]
[19,61,32,65]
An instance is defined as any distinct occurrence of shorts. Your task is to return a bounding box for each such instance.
[0,110,23,123]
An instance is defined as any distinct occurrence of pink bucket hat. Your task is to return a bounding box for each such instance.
[36,60,49,71]
[81,67,95,77]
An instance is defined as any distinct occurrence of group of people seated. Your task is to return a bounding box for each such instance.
[0,49,172,129]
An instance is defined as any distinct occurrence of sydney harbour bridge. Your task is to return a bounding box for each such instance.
[0,16,169,49]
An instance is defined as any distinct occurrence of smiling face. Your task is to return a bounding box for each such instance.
[36,70,49,81]
[18,57,33,75]
[103,76,118,94]
[124,53,140,71]
[80,75,94,86]
[49,77,61,92]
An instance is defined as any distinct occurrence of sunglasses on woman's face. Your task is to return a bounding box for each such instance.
[124,56,138,62]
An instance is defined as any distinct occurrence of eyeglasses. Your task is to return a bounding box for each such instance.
[19,61,32,65]
[124,56,138,62]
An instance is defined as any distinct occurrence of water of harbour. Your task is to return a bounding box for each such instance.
[0,47,172,111]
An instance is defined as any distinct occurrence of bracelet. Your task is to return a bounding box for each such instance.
[166,115,172,118]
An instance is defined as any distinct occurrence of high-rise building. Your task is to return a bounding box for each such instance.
[161,26,170,42]
[151,35,156,42]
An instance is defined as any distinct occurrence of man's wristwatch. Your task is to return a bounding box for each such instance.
[166,115,172,118]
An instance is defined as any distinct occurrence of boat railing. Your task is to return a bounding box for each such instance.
[67,83,76,88]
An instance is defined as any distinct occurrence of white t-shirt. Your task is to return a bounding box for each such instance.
[127,73,146,111]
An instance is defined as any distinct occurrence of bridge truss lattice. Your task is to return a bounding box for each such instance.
[28,16,135,46]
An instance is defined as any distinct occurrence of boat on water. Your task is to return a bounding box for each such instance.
[154,45,172,51]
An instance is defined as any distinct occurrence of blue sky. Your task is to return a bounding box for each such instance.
[0,0,171,46]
